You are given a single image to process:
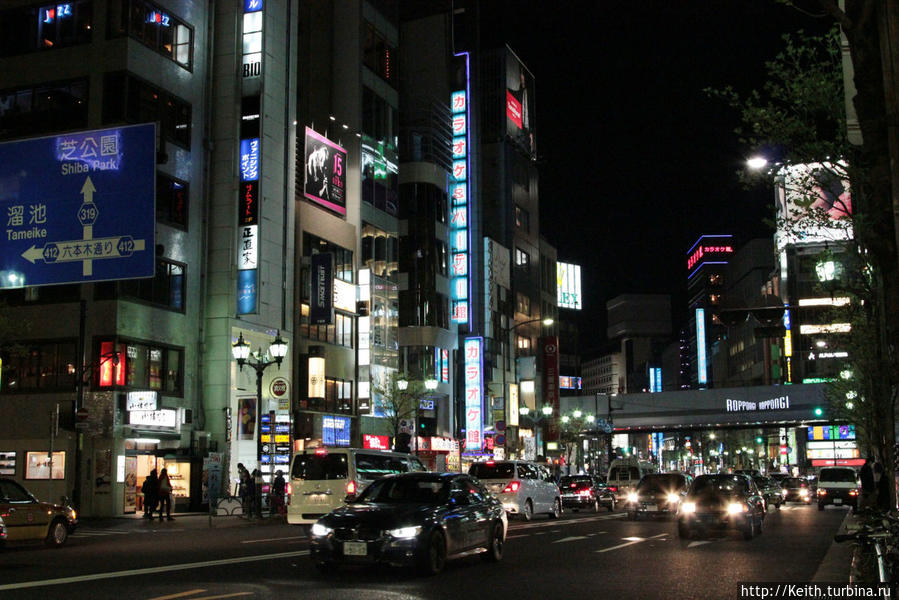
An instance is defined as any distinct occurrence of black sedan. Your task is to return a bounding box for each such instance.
[678,474,766,540]
[309,472,507,575]
[625,472,692,520]
[753,476,783,510]
[558,475,615,512]
[781,477,814,504]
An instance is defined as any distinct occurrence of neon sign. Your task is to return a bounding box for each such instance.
[239,138,260,182]
[696,308,707,385]
[464,337,483,451]
[146,11,171,26]
[450,59,471,325]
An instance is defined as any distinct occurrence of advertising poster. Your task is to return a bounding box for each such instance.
[238,396,257,440]
[25,451,65,480]
[505,51,536,158]
[0,451,15,476]
[124,456,137,513]
[203,452,223,503]
[303,127,347,215]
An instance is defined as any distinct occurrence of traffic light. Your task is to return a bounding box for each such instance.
[813,406,824,417]
[756,436,763,444]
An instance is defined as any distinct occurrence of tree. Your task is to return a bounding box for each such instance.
[372,372,428,453]
[559,413,592,475]
[710,21,897,507]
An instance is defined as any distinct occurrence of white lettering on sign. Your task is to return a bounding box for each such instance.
[725,396,790,412]
[126,390,158,411]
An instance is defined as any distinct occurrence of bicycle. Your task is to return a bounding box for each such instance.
[834,509,899,590]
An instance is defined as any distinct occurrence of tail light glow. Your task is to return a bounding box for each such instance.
[346,480,357,495]
[502,481,521,493]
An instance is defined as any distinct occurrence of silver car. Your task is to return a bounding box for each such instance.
[469,460,561,520]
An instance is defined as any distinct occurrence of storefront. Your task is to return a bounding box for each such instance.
[415,436,457,472]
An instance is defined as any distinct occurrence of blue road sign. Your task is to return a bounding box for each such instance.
[0,123,156,288]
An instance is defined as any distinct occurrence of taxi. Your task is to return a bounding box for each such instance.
[0,478,78,548]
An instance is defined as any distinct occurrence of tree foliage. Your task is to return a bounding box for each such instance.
[372,371,428,450]
[710,12,897,506]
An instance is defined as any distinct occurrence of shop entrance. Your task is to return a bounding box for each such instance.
[124,443,192,515]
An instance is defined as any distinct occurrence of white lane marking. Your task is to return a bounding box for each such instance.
[507,534,531,540]
[553,536,588,543]
[148,590,207,600]
[687,541,711,547]
[0,550,310,591]
[596,533,667,553]
[241,536,308,544]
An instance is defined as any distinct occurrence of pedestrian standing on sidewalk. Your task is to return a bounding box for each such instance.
[272,470,286,516]
[142,468,159,519]
[237,463,250,516]
[158,468,175,521]
[860,456,876,510]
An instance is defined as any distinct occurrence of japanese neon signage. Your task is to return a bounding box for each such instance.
[240,138,260,182]
[237,137,260,313]
[696,308,707,385]
[686,234,733,273]
[450,64,471,324]
[464,337,483,451]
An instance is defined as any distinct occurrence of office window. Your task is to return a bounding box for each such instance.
[0,2,92,56]
[101,340,183,394]
[362,87,398,144]
[119,258,185,311]
[102,72,191,148]
[107,0,192,69]
[156,173,188,228]
[515,205,529,232]
[516,292,530,317]
[298,304,354,349]
[0,341,76,392]
[303,234,353,283]
[515,247,529,268]
[362,23,397,85]
[0,79,88,140]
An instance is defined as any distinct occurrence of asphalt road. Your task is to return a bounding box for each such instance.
[0,503,851,600]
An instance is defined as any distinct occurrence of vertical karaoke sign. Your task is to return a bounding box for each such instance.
[450,53,471,325]
[464,337,483,452]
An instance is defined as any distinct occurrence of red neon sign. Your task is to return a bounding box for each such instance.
[98,341,125,387]
[687,245,734,270]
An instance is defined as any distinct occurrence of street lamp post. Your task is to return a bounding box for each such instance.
[231,331,287,512]
[501,317,553,459]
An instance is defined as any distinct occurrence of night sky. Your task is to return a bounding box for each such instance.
[501,1,832,352]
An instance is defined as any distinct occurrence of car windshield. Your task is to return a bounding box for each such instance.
[692,475,749,494]
[291,453,348,480]
[356,476,447,504]
[783,478,806,488]
[638,474,683,492]
[753,477,770,488]
[819,469,857,483]
[559,476,592,488]
[469,462,515,479]
[609,466,639,480]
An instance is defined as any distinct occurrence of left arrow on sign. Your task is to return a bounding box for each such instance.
[21,245,45,264]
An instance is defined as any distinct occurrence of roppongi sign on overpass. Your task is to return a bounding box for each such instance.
[607,383,828,431]
[0,124,155,288]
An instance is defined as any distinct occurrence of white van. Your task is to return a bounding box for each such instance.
[469,460,562,520]
[287,448,427,525]
[606,458,658,502]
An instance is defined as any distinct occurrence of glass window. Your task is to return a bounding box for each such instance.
[110,0,192,69]
[290,453,348,480]
[0,341,77,392]
[102,72,191,148]
[0,79,88,140]
[469,462,514,480]
[157,173,188,228]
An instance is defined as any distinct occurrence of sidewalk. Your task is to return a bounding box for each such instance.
[811,509,856,583]
[77,511,291,532]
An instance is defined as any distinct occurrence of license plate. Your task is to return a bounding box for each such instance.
[344,541,367,556]
[308,494,329,505]
[645,504,657,511]
[834,498,842,505]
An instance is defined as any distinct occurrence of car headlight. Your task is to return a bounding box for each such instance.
[310,523,333,537]
[667,493,680,504]
[727,503,747,514]
[627,492,639,503]
[681,502,696,513]
[799,489,809,497]
[387,526,422,539]
[781,489,788,496]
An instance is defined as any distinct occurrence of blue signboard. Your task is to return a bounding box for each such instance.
[0,123,156,288]
[322,415,351,447]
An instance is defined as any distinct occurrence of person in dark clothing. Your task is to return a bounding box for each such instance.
[860,456,876,509]
[272,470,286,516]
[157,468,174,521]
[875,462,892,511]
[141,469,158,518]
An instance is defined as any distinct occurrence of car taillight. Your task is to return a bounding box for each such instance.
[818,489,827,495]
[314,448,328,456]
[570,483,577,488]
[849,489,859,496]
[346,480,357,495]
[502,481,521,493]
[608,486,618,493]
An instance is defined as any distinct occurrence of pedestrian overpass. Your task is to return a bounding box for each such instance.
[563,383,829,432]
